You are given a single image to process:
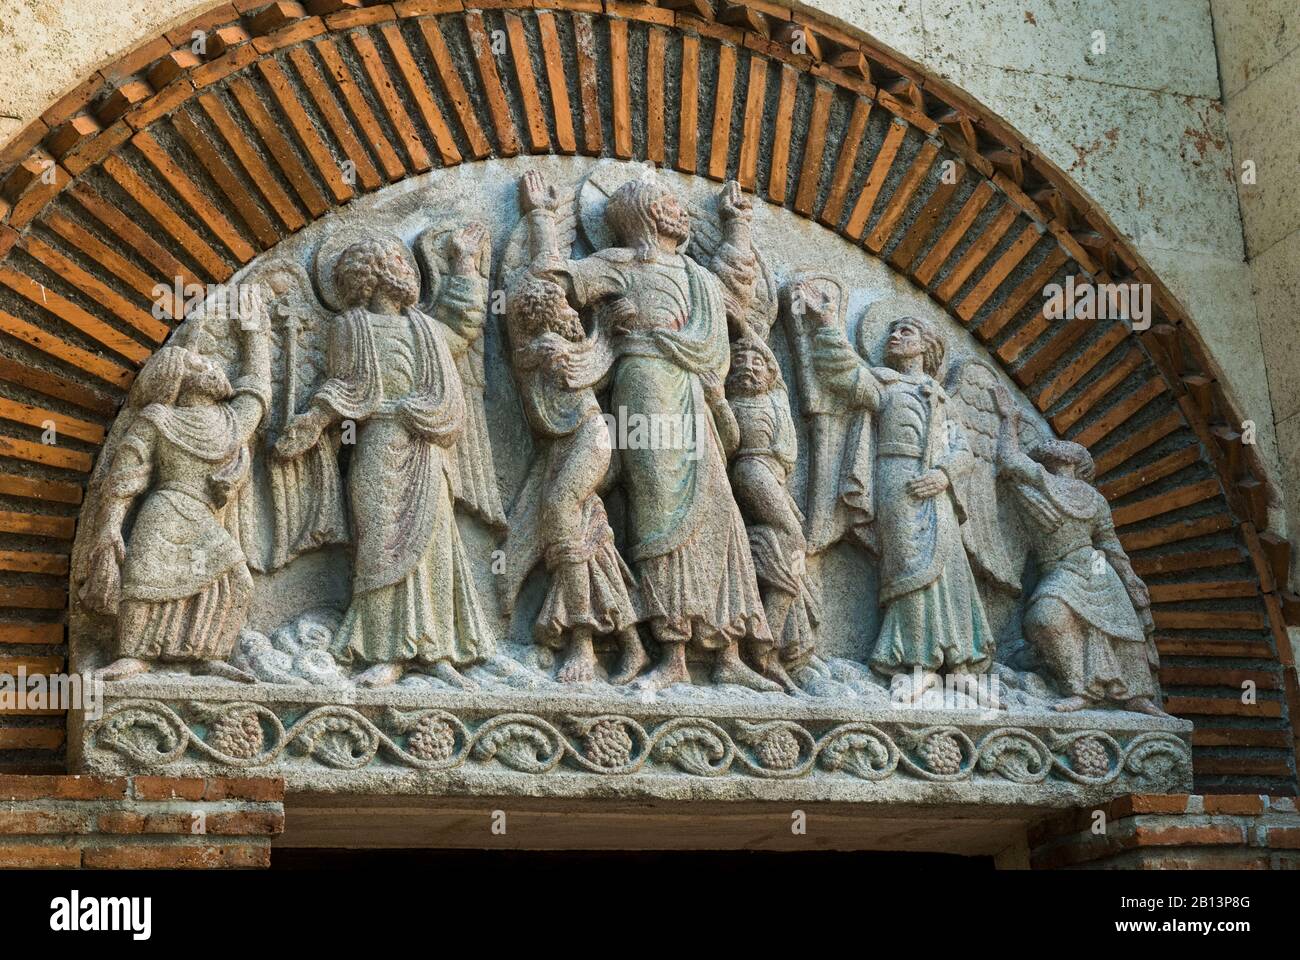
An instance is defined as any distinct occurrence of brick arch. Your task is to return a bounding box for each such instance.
[0,0,1293,793]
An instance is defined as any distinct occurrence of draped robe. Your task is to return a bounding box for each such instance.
[311,295,495,667]
[811,328,992,674]
[108,383,266,661]
[562,249,770,651]
[999,449,1155,700]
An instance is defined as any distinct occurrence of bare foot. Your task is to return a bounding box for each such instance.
[357,662,406,688]
[1127,696,1168,718]
[609,628,649,685]
[1052,695,1093,713]
[99,657,150,682]
[432,660,477,691]
[634,645,690,691]
[557,633,597,683]
[761,657,803,696]
[889,670,939,705]
[712,648,782,693]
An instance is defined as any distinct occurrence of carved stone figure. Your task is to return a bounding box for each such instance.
[808,288,993,701]
[992,387,1164,716]
[505,270,647,683]
[78,287,273,681]
[273,228,497,689]
[724,330,822,687]
[415,223,507,532]
[526,171,779,692]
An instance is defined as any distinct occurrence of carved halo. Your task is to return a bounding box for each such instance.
[576,162,780,335]
[313,224,421,311]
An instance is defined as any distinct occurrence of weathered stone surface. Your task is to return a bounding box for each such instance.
[74,679,1193,803]
[1250,230,1300,427]
[64,155,1188,809]
[1225,43,1300,259]
[1212,0,1300,98]
[920,0,1220,99]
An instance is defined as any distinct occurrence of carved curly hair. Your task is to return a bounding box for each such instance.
[333,236,420,309]
[508,275,582,341]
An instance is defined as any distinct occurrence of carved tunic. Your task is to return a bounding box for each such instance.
[111,388,265,661]
[513,331,638,645]
[812,328,992,674]
[1000,452,1155,700]
[313,302,495,668]
[563,249,770,649]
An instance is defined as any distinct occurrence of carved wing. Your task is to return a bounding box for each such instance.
[417,221,508,530]
[240,259,348,571]
[685,196,779,337]
[944,355,1026,596]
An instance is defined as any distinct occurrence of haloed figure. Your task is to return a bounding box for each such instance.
[520,170,780,692]
[80,291,273,682]
[810,299,993,702]
[274,229,497,689]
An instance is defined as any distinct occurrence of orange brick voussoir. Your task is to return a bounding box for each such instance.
[0,1,1287,793]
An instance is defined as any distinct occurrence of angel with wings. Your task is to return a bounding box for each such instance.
[272,227,498,689]
[805,283,993,702]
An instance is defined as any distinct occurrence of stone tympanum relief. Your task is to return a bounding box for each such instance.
[70,158,1189,798]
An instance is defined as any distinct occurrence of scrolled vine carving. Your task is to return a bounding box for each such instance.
[650,718,736,778]
[816,724,900,781]
[975,728,1052,784]
[471,713,566,774]
[87,698,1190,797]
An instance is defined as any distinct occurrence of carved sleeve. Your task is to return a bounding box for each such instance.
[434,274,489,353]
[105,423,155,501]
[810,328,883,411]
[712,394,741,458]
[994,428,1041,485]
[563,254,627,308]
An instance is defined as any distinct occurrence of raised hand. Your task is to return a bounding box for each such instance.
[795,279,838,329]
[719,180,752,223]
[699,369,725,405]
[450,221,490,276]
[990,384,1019,422]
[520,169,559,214]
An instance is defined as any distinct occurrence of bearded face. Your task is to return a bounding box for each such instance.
[727,346,775,396]
[545,301,584,341]
[335,238,420,309]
